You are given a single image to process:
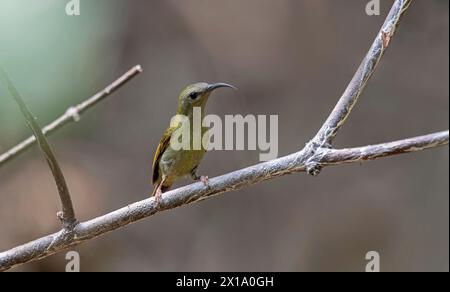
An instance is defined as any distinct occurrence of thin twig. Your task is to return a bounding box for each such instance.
[312,0,412,147]
[0,65,143,167]
[0,130,447,271]
[0,68,76,229]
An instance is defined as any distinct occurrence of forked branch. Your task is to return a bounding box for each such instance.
[0,130,447,271]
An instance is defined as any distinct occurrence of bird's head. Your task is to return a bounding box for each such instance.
[177,82,236,115]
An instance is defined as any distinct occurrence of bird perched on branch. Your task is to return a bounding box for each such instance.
[151,82,236,205]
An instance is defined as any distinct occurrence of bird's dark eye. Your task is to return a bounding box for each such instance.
[189,92,199,100]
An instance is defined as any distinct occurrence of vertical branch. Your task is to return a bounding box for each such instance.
[312,0,412,147]
[0,68,77,229]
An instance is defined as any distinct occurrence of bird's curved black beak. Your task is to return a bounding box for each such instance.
[206,83,237,92]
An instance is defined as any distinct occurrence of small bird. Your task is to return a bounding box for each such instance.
[151,82,236,205]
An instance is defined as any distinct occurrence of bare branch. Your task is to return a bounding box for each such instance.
[0,65,143,167]
[0,130,447,271]
[0,68,76,228]
[322,131,449,166]
[312,0,412,147]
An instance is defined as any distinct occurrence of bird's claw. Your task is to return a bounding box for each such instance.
[200,175,209,187]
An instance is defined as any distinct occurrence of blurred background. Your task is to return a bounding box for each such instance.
[0,0,448,272]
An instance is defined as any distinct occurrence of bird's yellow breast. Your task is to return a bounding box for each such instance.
[158,127,209,184]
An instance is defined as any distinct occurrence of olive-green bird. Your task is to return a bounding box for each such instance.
[151,82,236,204]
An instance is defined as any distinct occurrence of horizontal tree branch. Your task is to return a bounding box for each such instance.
[322,130,449,165]
[0,130,447,271]
[0,65,143,167]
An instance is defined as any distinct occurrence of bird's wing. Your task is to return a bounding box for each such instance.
[152,127,175,185]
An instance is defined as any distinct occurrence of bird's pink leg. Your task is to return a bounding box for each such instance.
[154,176,167,207]
[154,185,162,206]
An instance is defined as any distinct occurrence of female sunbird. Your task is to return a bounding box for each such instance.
[151,82,236,204]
